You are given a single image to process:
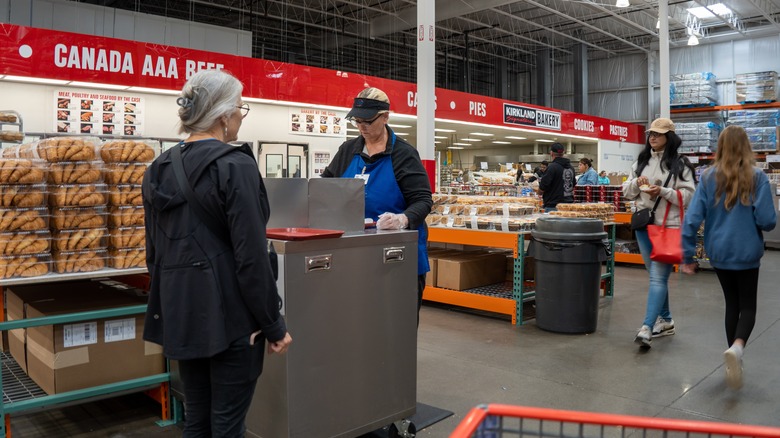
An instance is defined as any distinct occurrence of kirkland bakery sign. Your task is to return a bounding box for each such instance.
[503,104,561,131]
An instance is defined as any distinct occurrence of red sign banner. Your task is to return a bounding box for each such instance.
[0,23,644,143]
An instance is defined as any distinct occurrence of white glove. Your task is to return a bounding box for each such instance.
[376,212,409,230]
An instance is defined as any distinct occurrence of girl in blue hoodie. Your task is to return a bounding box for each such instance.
[681,125,777,390]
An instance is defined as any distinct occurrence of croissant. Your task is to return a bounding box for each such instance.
[110,247,146,269]
[39,138,96,162]
[1,255,49,278]
[109,185,143,206]
[109,207,145,227]
[51,207,107,229]
[0,232,50,255]
[53,228,106,251]
[104,163,148,184]
[53,250,105,273]
[49,162,102,184]
[50,184,107,207]
[101,141,156,163]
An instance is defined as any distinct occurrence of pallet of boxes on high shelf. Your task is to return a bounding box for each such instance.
[676,121,721,154]
[100,139,158,270]
[736,71,777,104]
[0,148,50,279]
[727,109,780,152]
[670,72,718,107]
[427,194,542,232]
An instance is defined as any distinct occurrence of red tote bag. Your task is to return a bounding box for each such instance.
[647,190,684,265]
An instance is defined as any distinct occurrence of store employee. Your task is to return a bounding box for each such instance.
[322,87,433,323]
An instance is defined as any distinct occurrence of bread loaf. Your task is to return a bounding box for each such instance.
[103,163,148,184]
[52,228,107,251]
[100,140,156,163]
[0,231,50,256]
[0,184,46,208]
[109,206,145,227]
[49,161,102,184]
[108,184,143,206]
[52,250,106,273]
[0,159,46,184]
[0,131,24,142]
[49,183,107,207]
[109,247,146,269]
[0,254,50,278]
[109,226,145,248]
[0,208,48,232]
[51,206,107,229]
[0,113,18,123]
[37,138,96,162]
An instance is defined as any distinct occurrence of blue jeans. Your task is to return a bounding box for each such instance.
[635,229,673,327]
[177,333,265,438]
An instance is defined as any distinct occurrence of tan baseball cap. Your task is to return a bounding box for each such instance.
[648,118,675,134]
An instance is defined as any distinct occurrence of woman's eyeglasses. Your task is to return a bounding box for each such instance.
[236,103,250,119]
[349,115,381,128]
[647,131,664,138]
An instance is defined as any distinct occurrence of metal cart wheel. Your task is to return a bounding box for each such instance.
[388,419,416,438]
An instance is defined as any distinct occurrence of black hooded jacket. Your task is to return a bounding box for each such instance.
[142,140,286,360]
[538,156,575,209]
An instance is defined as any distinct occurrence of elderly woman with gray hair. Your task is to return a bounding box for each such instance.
[142,69,292,437]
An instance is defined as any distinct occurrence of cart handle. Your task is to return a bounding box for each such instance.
[450,404,780,438]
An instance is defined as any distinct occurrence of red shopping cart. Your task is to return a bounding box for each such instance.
[450,404,780,438]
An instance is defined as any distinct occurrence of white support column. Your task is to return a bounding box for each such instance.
[417,1,436,191]
[659,0,670,118]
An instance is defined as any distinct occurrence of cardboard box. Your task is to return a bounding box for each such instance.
[6,286,62,373]
[8,280,164,395]
[436,252,507,291]
[425,249,463,287]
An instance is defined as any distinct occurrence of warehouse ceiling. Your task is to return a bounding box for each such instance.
[69,0,780,150]
[72,0,780,93]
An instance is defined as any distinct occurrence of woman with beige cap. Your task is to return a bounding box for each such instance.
[622,117,696,348]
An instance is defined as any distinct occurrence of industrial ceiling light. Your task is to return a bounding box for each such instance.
[616,0,629,7]
[687,34,700,46]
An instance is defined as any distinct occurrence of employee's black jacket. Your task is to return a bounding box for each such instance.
[538,156,575,209]
[142,140,286,360]
[321,128,432,229]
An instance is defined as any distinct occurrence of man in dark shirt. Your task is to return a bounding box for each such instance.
[538,143,575,211]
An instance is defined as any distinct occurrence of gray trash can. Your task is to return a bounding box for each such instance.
[530,217,609,333]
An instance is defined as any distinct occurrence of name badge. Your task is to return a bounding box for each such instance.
[355,173,369,185]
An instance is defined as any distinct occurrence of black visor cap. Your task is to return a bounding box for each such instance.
[346,98,390,120]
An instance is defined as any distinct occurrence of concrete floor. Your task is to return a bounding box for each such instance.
[10,251,780,437]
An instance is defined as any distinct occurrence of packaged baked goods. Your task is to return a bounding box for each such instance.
[51,228,108,251]
[0,130,24,142]
[49,183,108,207]
[0,253,50,278]
[108,184,143,206]
[109,247,146,269]
[48,161,103,184]
[100,140,159,163]
[28,137,98,162]
[0,112,18,123]
[51,206,108,230]
[109,205,145,227]
[464,216,493,230]
[0,207,49,232]
[0,184,47,208]
[0,158,47,184]
[103,162,148,184]
[0,230,51,256]
[109,226,146,248]
[52,249,107,273]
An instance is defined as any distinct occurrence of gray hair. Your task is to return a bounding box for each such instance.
[176,70,243,134]
[356,87,390,115]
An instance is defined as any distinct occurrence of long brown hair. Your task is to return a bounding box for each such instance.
[713,125,755,210]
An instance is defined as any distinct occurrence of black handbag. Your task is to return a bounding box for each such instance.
[629,171,674,231]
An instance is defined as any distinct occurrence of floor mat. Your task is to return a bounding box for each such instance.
[359,402,454,437]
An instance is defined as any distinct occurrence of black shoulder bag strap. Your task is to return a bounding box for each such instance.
[170,142,234,244]
[650,170,675,215]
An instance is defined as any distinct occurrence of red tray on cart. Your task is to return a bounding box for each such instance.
[266,228,344,241]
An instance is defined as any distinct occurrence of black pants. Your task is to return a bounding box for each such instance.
[177,334,265,438]
[417,274,426,326]
[714,267,759,347]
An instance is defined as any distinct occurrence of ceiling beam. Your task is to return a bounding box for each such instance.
[369,0,518,37]
[691,0,746,35]
[745,0,780,30]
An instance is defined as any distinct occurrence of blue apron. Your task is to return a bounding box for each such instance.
[341,137,429,275]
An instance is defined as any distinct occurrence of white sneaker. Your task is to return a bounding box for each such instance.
[652,317,675,338]
[724,346,743,390]
[634,325,652,347]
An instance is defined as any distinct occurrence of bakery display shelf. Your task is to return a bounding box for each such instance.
[0,267,147,287]
[426,224,616,325]
[0,110,24,146]
[615,252,644,264]
[0,267,170,437]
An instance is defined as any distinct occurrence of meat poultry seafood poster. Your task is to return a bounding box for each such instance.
[54,90,144,136]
